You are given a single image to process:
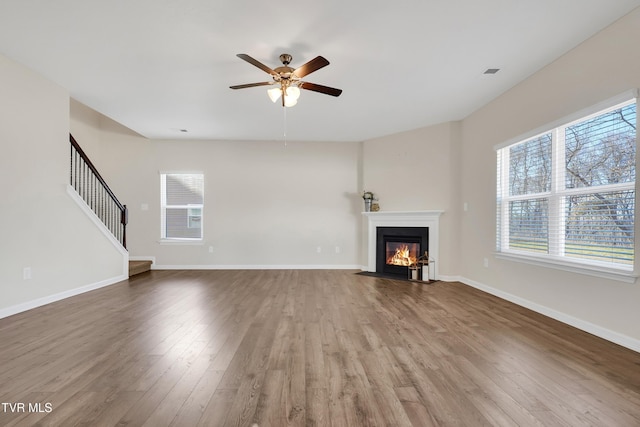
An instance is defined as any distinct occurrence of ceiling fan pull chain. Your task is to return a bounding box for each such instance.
[283,105,288,147]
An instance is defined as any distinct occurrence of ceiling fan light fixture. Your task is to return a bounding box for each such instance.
[267,87,282,103]
[284,96,298,107]
[268,84,301,107]
[283,86,300,107]
[286,85,300,100]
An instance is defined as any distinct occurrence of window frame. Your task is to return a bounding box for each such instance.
[495,91,638,283]
[160,172,204,243]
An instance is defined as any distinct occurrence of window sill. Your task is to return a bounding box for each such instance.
[158,239,204,245]
[495,251,637,283]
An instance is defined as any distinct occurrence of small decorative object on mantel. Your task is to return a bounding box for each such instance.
[362,191,377,212]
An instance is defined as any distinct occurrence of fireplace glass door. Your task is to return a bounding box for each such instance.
[385,241,420,267]
[376,227,428,277]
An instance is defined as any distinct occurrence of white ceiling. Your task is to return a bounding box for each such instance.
[1,1,639,142]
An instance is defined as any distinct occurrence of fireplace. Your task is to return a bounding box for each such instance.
[376,226,428,277]
[363,211,443,280]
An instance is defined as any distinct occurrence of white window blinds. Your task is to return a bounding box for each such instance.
[497,97,636,269]
[161,173,204,240]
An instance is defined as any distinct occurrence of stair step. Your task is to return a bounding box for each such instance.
[129,260,152,277]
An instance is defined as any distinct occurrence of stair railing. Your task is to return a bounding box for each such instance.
[70,134,128,249]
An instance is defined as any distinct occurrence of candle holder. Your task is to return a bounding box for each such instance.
[408,251,435,283]
[408,263,419,281]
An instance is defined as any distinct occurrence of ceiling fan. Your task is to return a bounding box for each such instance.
[230,53,342,107]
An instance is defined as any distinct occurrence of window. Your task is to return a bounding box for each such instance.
[496,96,637,276]
[160,173,204,240]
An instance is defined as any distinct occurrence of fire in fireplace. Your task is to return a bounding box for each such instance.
[386,242,419,266]
[376,226,428,277]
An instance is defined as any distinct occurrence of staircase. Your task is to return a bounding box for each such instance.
[129,260,152,277]
[70,134,128,248]
[71,134,155,279]
[71,134,138,278]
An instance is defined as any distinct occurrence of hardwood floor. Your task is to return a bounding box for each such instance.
[1,270,639,426]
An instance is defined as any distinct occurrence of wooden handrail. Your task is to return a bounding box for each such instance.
[70,134,128,248]
[70,135,126,214]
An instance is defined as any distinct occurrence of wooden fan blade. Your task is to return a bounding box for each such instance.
[230,82,273,89]
[300,82,342,97]
[293,56,329,78]
[236,54,278,76]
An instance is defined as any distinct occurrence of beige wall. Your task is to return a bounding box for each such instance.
[361,122,462,276]
[459,8,640,346]
[71,103,462,274]
[70,107,460,271]
[71,103,363,268]
[0,54,125,315]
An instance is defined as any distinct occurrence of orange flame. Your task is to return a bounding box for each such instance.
[387,244,417,266]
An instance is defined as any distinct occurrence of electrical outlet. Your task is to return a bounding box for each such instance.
[317,246,322,253]
[483,258,489,268]
[209,246,214,253]
[335,246,341,254]
[23,267,32,280]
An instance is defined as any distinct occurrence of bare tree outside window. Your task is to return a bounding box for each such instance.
[564,104,635,264]
[497,98,636,268]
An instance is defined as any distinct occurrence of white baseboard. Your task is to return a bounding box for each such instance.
[153,264,362,270]
[435,274,459,282]
[0,274,127,320]
[459,276,640,353]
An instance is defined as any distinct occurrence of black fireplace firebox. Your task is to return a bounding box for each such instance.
[376,226,429,277]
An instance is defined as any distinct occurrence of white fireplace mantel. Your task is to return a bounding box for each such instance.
[362,210,444,277]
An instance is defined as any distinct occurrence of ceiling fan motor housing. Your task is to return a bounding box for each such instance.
[279,54,292,65]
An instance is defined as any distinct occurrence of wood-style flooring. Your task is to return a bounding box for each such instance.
[0,270,639,426]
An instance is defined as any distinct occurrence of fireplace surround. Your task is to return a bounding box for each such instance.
[363,211,443,279]
[376,226,429,277]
